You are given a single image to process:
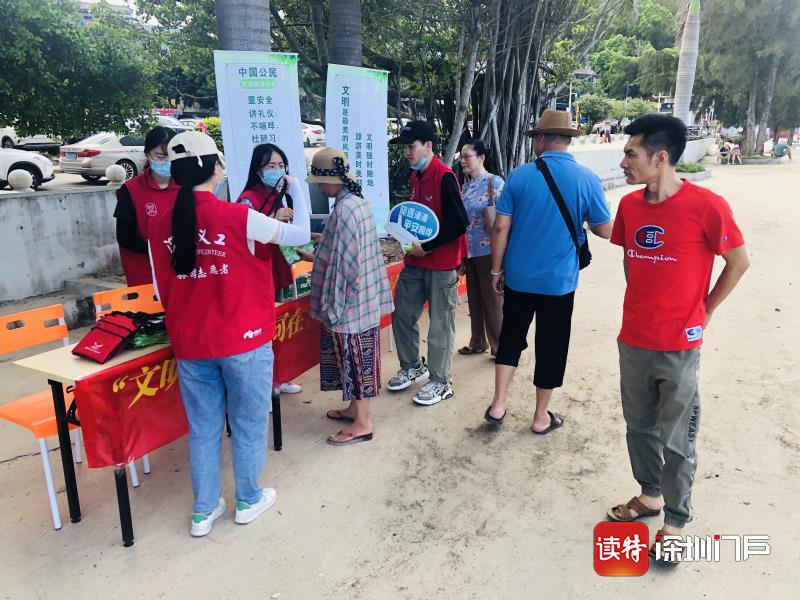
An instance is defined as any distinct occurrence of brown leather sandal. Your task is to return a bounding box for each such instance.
[607,496,662,522]
[648,528,683,566]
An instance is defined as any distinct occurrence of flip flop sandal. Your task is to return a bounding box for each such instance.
[326,431,373,446]
[458,346,487,355]
[531,410,564,435]
[326,409,354,422]
[484,406,506,425]
[607,496,662,522]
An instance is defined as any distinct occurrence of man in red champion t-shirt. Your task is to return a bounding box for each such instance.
[607,114,749,563]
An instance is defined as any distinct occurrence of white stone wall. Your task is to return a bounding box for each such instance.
[0,187,120,302]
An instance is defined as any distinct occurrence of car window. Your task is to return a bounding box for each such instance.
[119,135,145,147]
[80,133,113,145]
[158,116,184,127]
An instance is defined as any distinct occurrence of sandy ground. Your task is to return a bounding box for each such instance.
[1,159,798,599]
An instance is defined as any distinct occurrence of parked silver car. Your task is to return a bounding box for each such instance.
[59,132,146,181]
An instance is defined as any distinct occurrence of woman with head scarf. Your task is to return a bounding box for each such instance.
[299,148,393,445]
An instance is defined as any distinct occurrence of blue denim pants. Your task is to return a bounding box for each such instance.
[177,342,273,514]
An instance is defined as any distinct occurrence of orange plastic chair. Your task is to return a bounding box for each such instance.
[92,285,163,485]
[92,284,163,319]
[0,304,81,530]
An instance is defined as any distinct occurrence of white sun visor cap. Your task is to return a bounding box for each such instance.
[167,131,227,170]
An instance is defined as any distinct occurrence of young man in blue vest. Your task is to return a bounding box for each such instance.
[387,121,469,406]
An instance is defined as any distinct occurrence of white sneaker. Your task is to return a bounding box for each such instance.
[279,382,303,394]
[412,381,454,406]
[190,497,226,537]
[234,488,277,524]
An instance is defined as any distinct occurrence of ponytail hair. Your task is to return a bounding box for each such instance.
[169,155,218,275]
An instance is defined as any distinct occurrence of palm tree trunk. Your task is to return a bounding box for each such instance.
[755,52,782,155]
[214,0,270,51]
[328,0,362,67]
[743,78,757,155]
[672,0,701,123]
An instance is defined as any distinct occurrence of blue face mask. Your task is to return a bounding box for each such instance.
[150,160,171,179]
[214,178,227,199]
[410,155,428,171]
[260,168,286,188]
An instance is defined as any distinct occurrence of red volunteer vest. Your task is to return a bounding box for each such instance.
[149,191,276,360]
[236,184,293,290]
[404,155,467,270]
[119,169,180,286]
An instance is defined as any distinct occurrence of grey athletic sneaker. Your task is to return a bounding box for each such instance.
[387,358,430,391]
[412,381,454,406]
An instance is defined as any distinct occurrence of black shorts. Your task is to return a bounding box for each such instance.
[494,286,574,389]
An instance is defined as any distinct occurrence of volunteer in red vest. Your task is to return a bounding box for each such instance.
[387,121,468,406]
[114,126,179,285]
[236,143,304,396]
[148,131,310,537]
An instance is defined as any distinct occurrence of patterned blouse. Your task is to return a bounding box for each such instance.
[461,171,504,258]
[309,189,394,334]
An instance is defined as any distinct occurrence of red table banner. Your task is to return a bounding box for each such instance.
[72,262,466,467]
[74,347,187,468]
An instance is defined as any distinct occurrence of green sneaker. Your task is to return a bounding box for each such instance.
[234,488,277,524]
[190,497,226,537]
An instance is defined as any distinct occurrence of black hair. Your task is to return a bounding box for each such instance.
[169,155,219,275]
[464,138,488,158]
[244,143,289,191]
[144,126,176,157]
[624,114,687,165]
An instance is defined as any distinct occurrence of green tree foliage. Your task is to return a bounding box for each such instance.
[608,97,658,120]
[578,93,612,128]
[637,45,678,97]
[0,0,156,138]
[136,0,218,109]
[633,0,676,50]
[587,0,679,100]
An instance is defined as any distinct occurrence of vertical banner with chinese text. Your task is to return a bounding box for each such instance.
[325,64,390,228]
[213,51,308,202]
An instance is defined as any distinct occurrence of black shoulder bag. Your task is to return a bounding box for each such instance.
[535,157,591,270]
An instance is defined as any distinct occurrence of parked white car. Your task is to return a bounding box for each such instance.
[59,132,147,181]
[302,122,326,147]
[1,126,60,152]
[0,148,55,190]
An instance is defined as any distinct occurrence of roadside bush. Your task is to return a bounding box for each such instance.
[204,117,223,154]
[676,162,705,173]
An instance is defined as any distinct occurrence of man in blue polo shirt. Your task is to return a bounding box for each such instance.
[485,109,613,434]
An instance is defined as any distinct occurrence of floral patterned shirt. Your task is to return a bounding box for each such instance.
[461,172,504,258]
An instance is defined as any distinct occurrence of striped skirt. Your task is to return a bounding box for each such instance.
[320,326,381,401]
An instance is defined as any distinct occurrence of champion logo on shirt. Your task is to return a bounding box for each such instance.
[685,325,703,342]
[634,225,665,249]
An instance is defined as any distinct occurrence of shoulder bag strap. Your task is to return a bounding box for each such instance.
[535,157,581,257]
